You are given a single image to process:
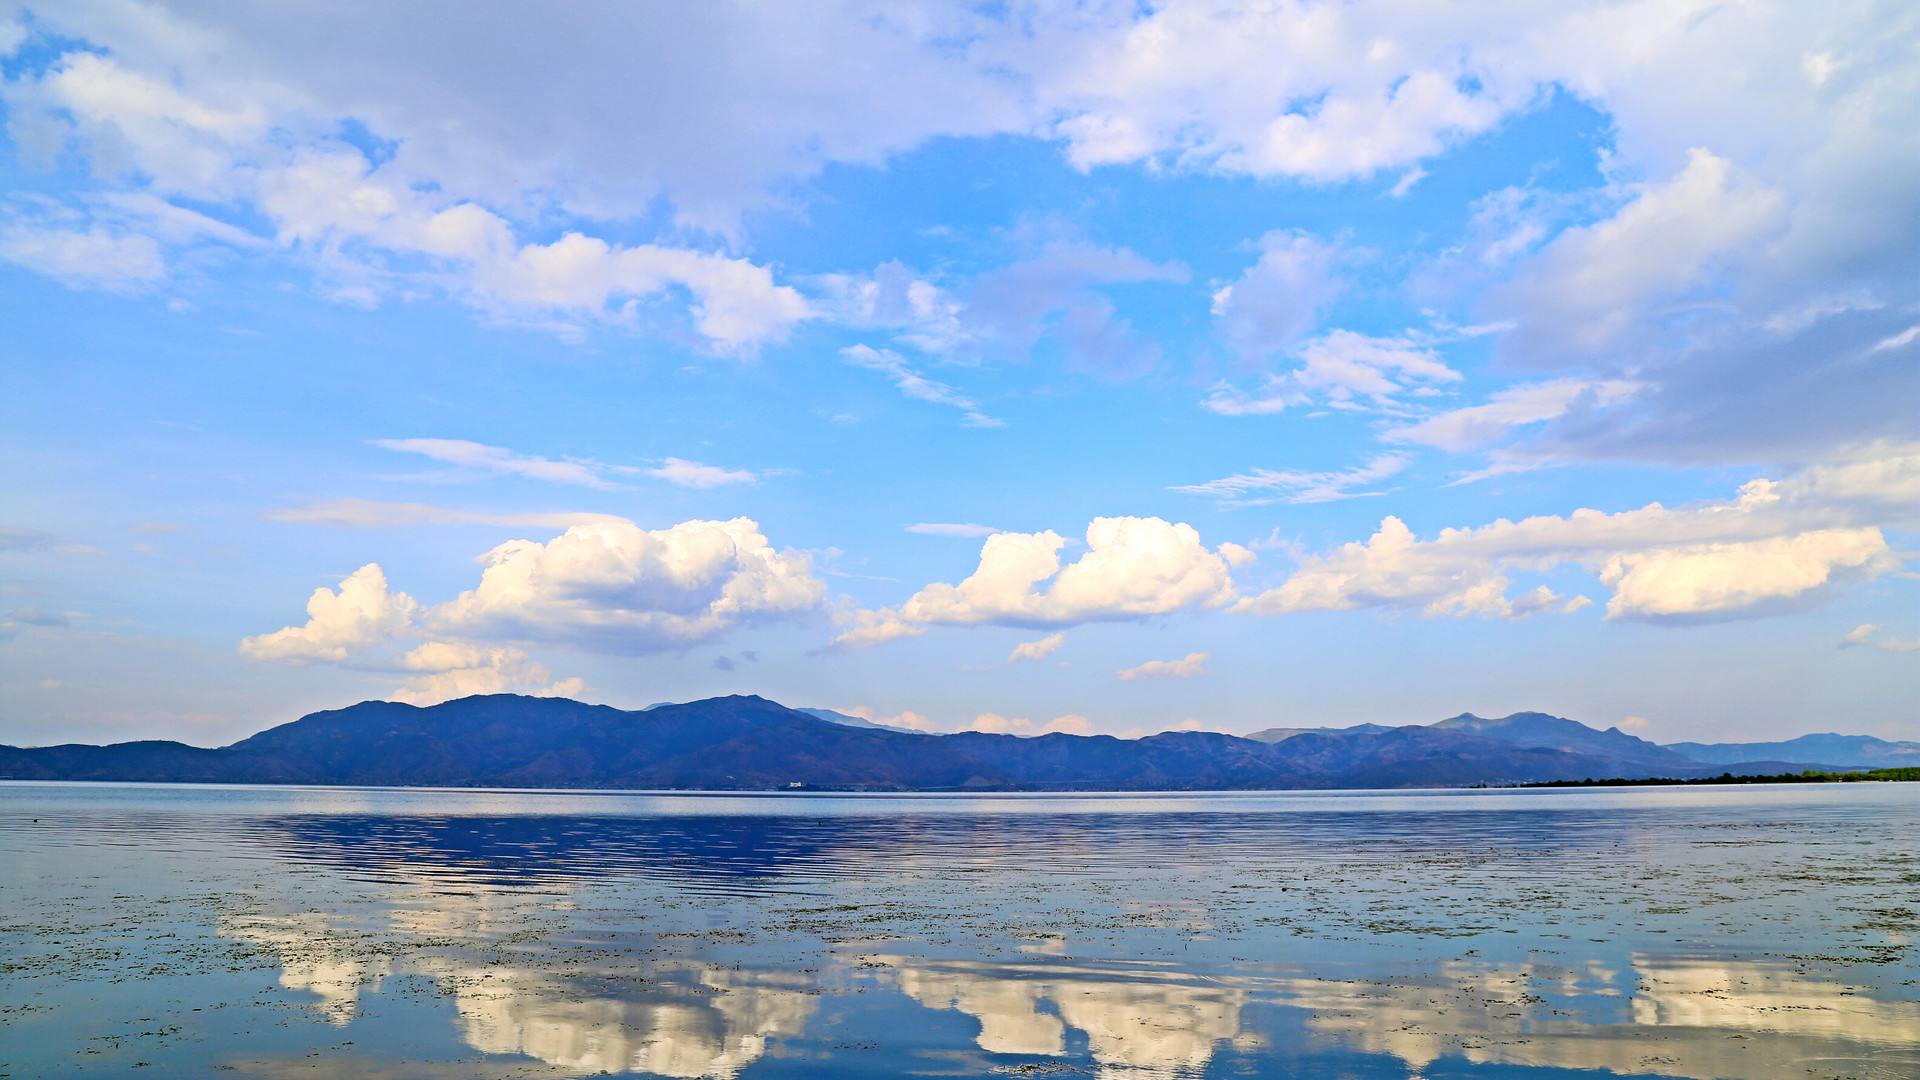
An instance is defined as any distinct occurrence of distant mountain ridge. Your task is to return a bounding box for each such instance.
[0,696,1896,791]
[1664,733,1920,770]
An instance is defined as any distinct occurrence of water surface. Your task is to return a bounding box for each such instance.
[2,782,1917,1078]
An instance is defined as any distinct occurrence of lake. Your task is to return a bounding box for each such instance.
[1,781,1917,1079]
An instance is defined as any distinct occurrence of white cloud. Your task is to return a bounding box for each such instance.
[1872,325,1920,353]
[842,344,1002,428]
[1237,450,1910,624]
[1489,149,1787,360]
[369,440,757,491]
[1173,454,1408,506]
[1388,167,1427,199]
[0,224,165,292]
[472,231,811,351]
[1008,632,1066,664]
[1116,652,1208,681]
[646,458,758,489]
[837,516,1239,647]
[264,500,621,530]
[967,712,1094,737]
[7,50,812,352]
[1025,6,1517,181]
[1385,379,1640,453]
[239,563,419,663]
[1204,331,1460,416]
[1598,531,1891,621]
[830,607,924,650]
[393,642,583,706]
[1218,542,1257,568]
[907,523,1000,538]
[372,438,614,488]
[901,517,1236,627]
[245,517,824,700]
[834,705,938,732]
[1212,231,1344,360]
[436,518,825,652]
[1842,623,1882,648]
[9,2,1918,469]
[824,241,1187,376]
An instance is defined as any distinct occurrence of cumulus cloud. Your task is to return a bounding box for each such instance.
[834,705,938,732]
[239,564,420,663]
[436,518,825,652]
[836,516,1239,647]
[1008,632,1067,664]
[1597,531,1890,621]
[1173,453,1408,506]
[1237,448,1911,624]
[1203,331,1460,416]
[394,642,585,706]
[919,518,1232,625]
[244,517,822,704]
[968,713,1095,737]
[1116,652,1208,681]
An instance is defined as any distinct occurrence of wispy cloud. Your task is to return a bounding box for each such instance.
[372,439,760,491]
[1008,632,1066,663]
[263,499,621,529]
[1172,454,1408,505]
[646,457,758,489]
[372,438,616,488]
[1116,651,1209,681]
[842,344,1003,428]
[907,522,999,538]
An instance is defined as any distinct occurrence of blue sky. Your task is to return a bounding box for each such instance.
[1,2,1915,746]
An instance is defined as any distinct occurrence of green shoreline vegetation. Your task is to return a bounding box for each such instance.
[1512,767,1920,788]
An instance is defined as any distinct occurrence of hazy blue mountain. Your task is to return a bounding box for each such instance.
[1430,711,1703,771]
[1,695,1892,791]
[1665,733,1920,769]
[1244,723,1400,743]
[0,693,1687,791]
[796,707,916,733]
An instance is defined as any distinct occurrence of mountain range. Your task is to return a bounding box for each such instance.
[1,695,1912,791]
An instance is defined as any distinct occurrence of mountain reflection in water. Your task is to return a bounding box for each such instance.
[3,783,1918,1078]
[239,803,1669,892]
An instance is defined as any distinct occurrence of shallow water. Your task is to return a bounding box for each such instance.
[2,782,1917,1079]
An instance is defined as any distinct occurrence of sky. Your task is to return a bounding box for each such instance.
[0,1,1915,748]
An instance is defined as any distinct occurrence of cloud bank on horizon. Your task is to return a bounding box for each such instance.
[0,1,1914,745]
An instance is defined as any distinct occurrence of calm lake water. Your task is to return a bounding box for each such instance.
[2,782,1917,1079]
